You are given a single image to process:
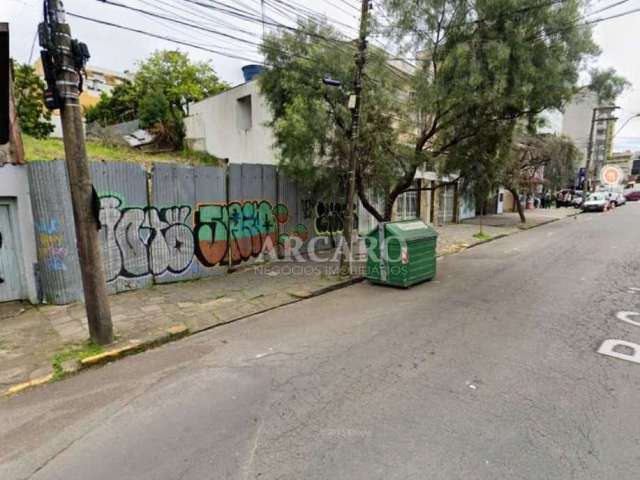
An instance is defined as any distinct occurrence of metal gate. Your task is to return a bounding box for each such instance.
[437,184,455,225]
[0,201,23,302]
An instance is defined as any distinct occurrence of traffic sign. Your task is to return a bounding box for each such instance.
[600,165,623,186]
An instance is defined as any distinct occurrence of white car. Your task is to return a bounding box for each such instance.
[614,192,626,206]
[604,190,626,206]
[582,193,610,212]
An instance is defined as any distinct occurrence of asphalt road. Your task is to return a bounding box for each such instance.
[2,205,640,480]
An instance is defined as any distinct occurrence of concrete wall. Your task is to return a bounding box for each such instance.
[0,164,38,303]
[184,81,277,165]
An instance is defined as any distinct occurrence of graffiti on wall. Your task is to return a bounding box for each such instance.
[195,200,301,266]
[37,219,68,272]
[314,201,357,236]
[99,195,309,281]
[99,195,195,282]
[36,194,341,283]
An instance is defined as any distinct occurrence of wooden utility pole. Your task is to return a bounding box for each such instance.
[45,0,113,344]
[8,62,26,164]
[341,0,370,275]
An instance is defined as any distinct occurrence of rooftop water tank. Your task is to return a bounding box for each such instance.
[242,64,264,82]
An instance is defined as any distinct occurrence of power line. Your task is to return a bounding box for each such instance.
[94,0,264,48]
[67,12,266,64]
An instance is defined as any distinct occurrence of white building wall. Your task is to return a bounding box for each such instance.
[0,165,39,303]
[562,90,598,166]
[185,80,277,165]
[539,109,563,135]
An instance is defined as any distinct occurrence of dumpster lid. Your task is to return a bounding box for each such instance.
[367,220,437,241]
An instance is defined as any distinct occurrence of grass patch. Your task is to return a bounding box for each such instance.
[23,135,220,166]
[473,231,492,241]
[51,341,104,381]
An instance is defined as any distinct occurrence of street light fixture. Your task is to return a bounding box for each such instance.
[614,112,640,138]
[322,76,343,88]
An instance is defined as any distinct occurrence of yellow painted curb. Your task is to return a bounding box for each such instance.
[288,289,313,299]
[80,342,142,367]
[4,373,54,397]
[166,324,189,337]
[79,324,189,368]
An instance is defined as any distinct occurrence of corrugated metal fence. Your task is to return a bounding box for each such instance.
[28,160,358,304]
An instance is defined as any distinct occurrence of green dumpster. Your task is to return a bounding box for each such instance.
[365,220,437,288]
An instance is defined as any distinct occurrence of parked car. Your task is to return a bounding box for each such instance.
[582,192,610,212]
[556,189,574,207]
[602,190,626,206]
[571,191,584,208]
[613,191,626,206]
[625,190,640,201]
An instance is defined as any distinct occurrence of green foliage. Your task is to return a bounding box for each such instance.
[588,68,630,104]
[539,135,582,191]
[138,89,171,128]
[500,132,581,202]
[13,63,54,139]
[261,1,598,221]
[260,20,414,219]
[84,50,229,149]
[51,341,104,381]
[135,50,229,114]
[84,80,138,126]
[473,231,492,241]
[23,134,216,165]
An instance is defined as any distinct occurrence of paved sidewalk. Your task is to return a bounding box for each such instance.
[0,208,579,390]
[437,207,580,254]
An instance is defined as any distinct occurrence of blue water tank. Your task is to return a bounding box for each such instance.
[242,64,264,82]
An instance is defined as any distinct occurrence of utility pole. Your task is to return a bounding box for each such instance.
[341,0,370,276]
[584,105,618,192]
[42,0,113,344]
[583,107,597,193]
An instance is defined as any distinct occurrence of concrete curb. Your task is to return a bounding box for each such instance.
[189,276,365,337]
[445,212,581,255]
[1,277,364,397]
[2,324,189,398]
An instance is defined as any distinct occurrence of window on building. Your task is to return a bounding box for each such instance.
[237,95,252,131]
[632,160,640,176]
[397,188,418,220]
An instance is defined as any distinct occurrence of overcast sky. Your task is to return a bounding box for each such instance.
[3,0,640,151]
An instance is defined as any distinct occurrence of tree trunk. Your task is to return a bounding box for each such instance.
[356,174,384,222]
[508,187,526,223]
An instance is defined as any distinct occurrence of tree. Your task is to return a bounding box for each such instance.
[135,50,228,115]
[260,1,598,221]
[84,50,229,148]
[13,63,54,138]
[84,80,138,126]
[260,21,408,219]
[138,89,170,128]
[588,68,630,104]
[542,135,582,192]
[501,133,581,222]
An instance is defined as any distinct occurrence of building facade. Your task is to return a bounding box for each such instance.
[561,90,618,186]
[184,74,475,227]
[184,80,277,166]
[33,59,132,137]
